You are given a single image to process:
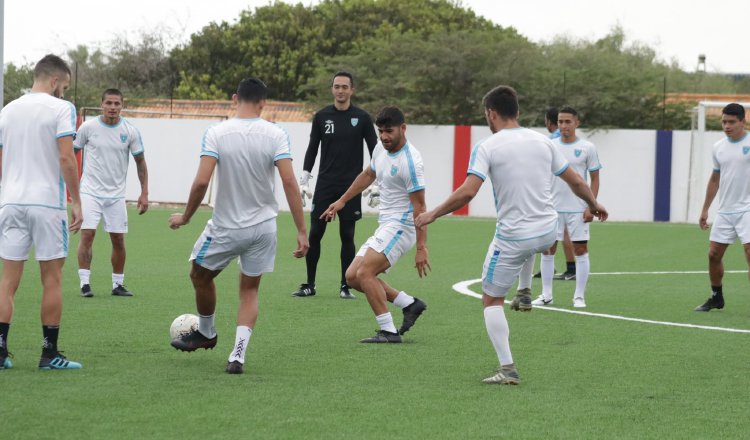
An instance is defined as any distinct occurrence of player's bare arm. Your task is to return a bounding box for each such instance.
[169,156,216,229]
[409,189,431,278]
[320,167,376,222]
[559,167,608,221]
[415,174,483,228]
[134,154,149,215]
[700,171,720,230]
[277,158,309,258]
[583,169,600,222]
[59,136,82,233]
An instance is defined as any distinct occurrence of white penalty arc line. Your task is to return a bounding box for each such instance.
[452,278,750,334]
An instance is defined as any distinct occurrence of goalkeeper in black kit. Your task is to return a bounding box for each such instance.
[292,71,378,299]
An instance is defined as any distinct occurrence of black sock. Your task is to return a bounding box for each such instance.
[711,285,723,297]
[42,325,60,356]
[0,322,9,350]
[566,261,575,273]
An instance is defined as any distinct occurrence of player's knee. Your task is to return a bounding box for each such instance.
[708,248,723,262]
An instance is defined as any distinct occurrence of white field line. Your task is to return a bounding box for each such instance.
[590,270,747,275]
[451,278,750,334]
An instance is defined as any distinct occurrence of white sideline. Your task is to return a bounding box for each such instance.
[451,278,750,334]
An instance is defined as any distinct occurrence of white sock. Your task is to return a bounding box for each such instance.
[375,312,397,334]
[483,306,513,366]
[228,326,252,364]
[517,256,534,290]
[393,291,415,309]
[79,269,91,288]
[574,253,590,299]
[112,273,124,289]
[199,313,216,338]
[541,254,555,299]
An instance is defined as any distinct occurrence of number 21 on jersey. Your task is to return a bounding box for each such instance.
[324,119,334,134]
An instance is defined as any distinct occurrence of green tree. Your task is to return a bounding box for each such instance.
[3,63,34,106]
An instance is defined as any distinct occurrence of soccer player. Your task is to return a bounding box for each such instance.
[533,106,602,308]
[695,103,750,312]
[415,86,607,385]
[0,54,84,370]
[168,78,309,374]
[321,106,429,343]
[75,89,149,298]
[292,71,378,299]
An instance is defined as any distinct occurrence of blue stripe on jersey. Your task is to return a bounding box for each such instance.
[467,170,486,181]
[554,163,569,176]
[404,144,419,189]
[399,204,414,224]
[59,175,65,208]
[195,237,213,265]
[56,131,76,139]
[274,153,292,161]
[62,219,68,254]
[127,120,145,155]
[407,185,424,193]
[468,140,484,170]
[201,151,219,159]
[66,101,76,133]
[384,230,404,256]
[486,249,501,283]
[278,125,292,157]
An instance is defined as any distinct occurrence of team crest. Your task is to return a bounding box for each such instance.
[743,146,750,155]
[120,134,128,143]
[574,149,582,157]
[390,165,398,176]
[351,118,359,127]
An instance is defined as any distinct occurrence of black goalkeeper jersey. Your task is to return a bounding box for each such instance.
[303,104,377,194]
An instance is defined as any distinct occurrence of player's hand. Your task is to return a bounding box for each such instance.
[415,247,432,278]
[169,213,188,230]
[293,231,310,258]
[137,193,149,215]
[69,202,83,234]
[699,211,709,230]
[299,171,313,208]
[583,207,594,223]
[589,203,608,222]
[364,183,380,208]
[320,200,345,222]
[415,211,436,228]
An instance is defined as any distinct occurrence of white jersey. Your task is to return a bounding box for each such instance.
[370,141,425,227]
[0,93,76,210]
[550,137,602,212]
[468,127,568,242]
[712,133,750,214]
[74,116,144,199]
[201,117,292,229]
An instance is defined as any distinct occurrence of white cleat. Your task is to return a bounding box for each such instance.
[531,295,553,306]
[573,297,586,308]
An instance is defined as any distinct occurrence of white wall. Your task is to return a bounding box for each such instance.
[117,117,723,224]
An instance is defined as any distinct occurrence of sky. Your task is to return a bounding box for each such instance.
[2,0,746,74]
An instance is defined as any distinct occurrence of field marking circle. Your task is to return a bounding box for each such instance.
[452,277,750,334]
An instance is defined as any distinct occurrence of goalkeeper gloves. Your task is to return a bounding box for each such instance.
[299,171,313,207]
[363,183,380,208]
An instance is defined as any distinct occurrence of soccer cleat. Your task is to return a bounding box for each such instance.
[39,351,82,370]
[554,271,576,281]
[291,283,316,297]
[111,284,133,297]
[360,330,402,343]
[225,360,244,375]
[339,284,356,299]
[531,295,553,306]
[510,288,533,312]
[532,271,542,279]
[171,329,218,352]
[482,363,520,385]
[694,295,724,312]
[573,297,587,308]
[80,284,94,298]
[0,347,13,370]
[399,298,427,335]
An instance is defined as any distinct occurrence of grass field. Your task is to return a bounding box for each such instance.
[3,208,750,439]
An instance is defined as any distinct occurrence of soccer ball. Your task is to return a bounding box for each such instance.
[170,314,199,339]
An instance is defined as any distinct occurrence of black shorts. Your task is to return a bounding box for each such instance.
[311,189,363,222]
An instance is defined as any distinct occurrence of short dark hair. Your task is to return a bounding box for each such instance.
[545,107,558,123]
[722,103,746,121]
[332,70,354,87]
[375,106,405,127]
[101,88,123,102]
[34,54,71,79]
[236,78,268,103]
[482,86,519,119]
[558,106,578,117]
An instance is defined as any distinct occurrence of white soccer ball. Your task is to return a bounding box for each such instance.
[170,314,199,339]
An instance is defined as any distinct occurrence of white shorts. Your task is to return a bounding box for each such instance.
[482,230,557,297]
[0,205,69,261]
[556,212,589,242]
[710,211,750,244]
[357,222,416,269]
[190,218,277,276]
[81,194,128,233]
